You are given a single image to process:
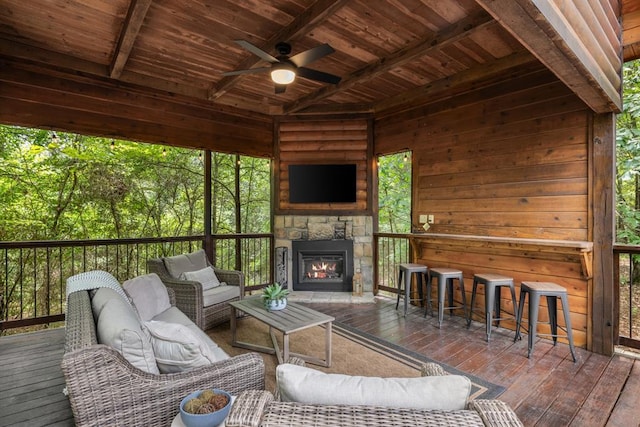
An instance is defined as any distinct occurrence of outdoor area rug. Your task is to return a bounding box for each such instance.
[209,317,504,400]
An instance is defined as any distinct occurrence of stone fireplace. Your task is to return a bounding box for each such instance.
[274,215,373,293]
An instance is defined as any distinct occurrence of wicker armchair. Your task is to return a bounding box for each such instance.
[147,251,244,330]
[62,289,265,427]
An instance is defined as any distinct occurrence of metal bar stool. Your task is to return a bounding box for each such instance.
[424,267,466,328]
[515,281,577,362]
[466,273,518,341]
[395,263,428,317]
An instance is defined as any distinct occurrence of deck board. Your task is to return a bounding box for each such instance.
[0,328,73,427]
[1,297,640,426]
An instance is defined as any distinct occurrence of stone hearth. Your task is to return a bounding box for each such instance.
[274,215,373,293]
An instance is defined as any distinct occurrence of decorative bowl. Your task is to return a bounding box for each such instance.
[179,389,232,427]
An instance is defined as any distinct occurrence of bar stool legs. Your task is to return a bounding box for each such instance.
[515,281,577,362]
[466,273,518,341]
[424,268,466,328]
[395,263,428,317]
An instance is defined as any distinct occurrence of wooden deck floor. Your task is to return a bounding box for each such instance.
[2,297,640,426]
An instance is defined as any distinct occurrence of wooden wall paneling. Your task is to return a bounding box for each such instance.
[590,113,616,355]
[276,118,372,214]
[412,235,590,347]
[0,60,274,157]
[376,67,595,349]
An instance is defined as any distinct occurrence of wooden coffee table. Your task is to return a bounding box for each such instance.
[229,297,334,367]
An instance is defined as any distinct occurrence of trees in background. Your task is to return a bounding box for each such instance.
[0,126,271,242]
[617,59,640,245]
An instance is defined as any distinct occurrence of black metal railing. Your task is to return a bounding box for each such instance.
[374,233,410,297]
[0,234,273,332]
[614,244,640,349]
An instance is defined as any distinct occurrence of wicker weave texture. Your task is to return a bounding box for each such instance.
[62,289,265,427]
[147,257,244,330]
[261,401,486,427]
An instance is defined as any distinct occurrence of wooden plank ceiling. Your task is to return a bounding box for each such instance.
[0,0,630,118]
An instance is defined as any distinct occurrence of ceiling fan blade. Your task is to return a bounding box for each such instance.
[234,40,279,63]
[289,43,335,67]
[275,84,287,94]
[297,67,341,85]
[222,67,270,76]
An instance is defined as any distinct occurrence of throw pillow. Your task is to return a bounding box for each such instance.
[180,266,221,291]
[96,296,159,375]
[276,363,471,411]
[123,273,171,321]
[144,320,220,373]
[163,249,209,278]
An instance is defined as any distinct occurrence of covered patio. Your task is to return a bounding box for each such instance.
[2,0,640,425]
[3,298,640,426]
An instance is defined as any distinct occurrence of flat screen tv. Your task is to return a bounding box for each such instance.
[288,164,357,204]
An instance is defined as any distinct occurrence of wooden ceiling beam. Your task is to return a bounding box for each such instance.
[476,0,622,113]
[208,0,349,100]
[109,0,154,79]
[623,9,640,61]
[283,10,495,114]
[373,51,537,116]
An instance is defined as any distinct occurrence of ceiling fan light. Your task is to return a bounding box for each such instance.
[271,64,296,84]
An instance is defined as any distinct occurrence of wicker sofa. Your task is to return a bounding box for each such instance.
[61,275,264,427]
[147,249,244,330]
[224,361,523,427]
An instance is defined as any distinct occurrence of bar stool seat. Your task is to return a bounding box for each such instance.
[395,263,428,317]
[466,273,518,341]
[424,267,466,328]
[515,281,577,362]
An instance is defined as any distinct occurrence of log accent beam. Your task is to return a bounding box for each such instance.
[284,11,494,114]
[476,0,622,114]
[208,0,349,100]
[109,0,154,79]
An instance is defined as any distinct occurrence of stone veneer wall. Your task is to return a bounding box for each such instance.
[274,215,374,293]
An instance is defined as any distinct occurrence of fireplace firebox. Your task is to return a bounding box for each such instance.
[292,240,354,292]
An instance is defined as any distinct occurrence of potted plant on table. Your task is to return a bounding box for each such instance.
[262,283,289,311]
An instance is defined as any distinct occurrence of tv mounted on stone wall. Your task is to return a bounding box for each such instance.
[288,164,357,204]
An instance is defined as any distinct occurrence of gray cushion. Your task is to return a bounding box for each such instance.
[150,307,229,362]
[96,295,159,374]
[202,284,240,307]
[163,249,208,278]
[91,287,123,324]
[180,266,221,291]
[143,320,221,373]
[123,273,171,321]
[276,363,471,411]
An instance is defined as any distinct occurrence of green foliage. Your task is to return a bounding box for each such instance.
[617,59,640,244]
[261,282,289,301]
[0,126,271,242]
[378,151,411,233]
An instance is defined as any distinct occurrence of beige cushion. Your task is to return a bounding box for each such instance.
[276,364,471,411]
[180,266,221,291]
[123,273,171,321]
[96,296,159,375]
[163,249,208,278]
[202,284,240,307]
[143,320,220,373]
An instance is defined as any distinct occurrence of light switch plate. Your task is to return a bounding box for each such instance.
[427,215,434,224]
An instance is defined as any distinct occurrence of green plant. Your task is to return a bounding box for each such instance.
[261,283,289,302]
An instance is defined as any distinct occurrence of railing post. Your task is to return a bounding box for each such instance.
[204,150,214,263]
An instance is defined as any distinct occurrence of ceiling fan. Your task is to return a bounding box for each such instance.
[222,40,341,93]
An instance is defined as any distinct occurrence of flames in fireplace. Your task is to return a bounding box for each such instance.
[307,261,338,279]
[292,239,354,292]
